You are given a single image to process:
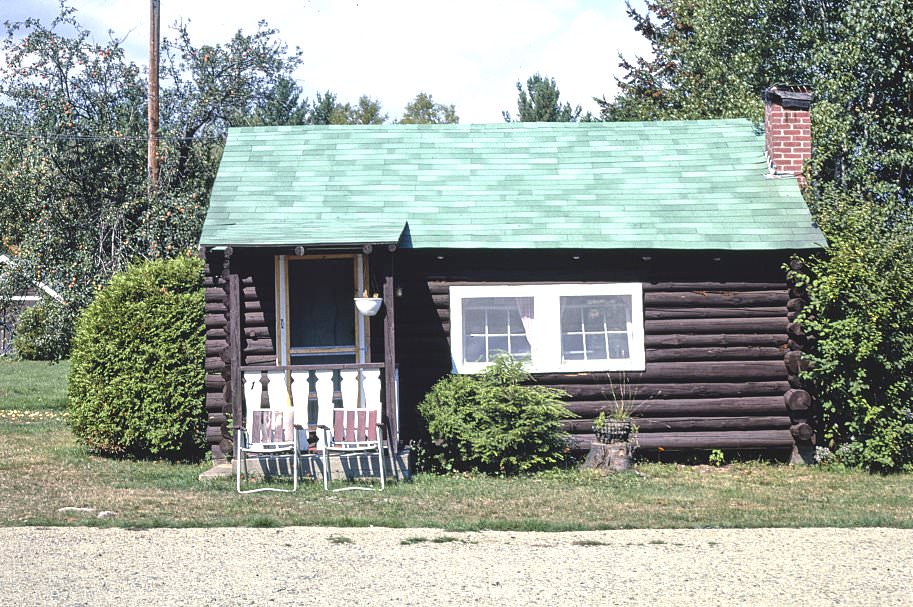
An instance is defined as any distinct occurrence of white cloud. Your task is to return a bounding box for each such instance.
[5,0,651,122]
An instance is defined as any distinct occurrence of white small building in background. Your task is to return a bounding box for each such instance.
[0,253,66,353]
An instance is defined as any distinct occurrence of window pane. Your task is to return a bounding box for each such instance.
[464,335,487,362]
[582,306,606,332]
[464,308,487,336]
[510,335,531,357]
[562,333,584,360]
[288,258,356,351]
[608,334,630,359]
[487,308,509,333]
[604,296,631,331]
[560,306,581,333]
[584,334,607,359]
[488,336,509,358]
[561,295,633,362]
[461,297,532,363]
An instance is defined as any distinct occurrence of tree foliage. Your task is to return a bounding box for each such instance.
[308,91,388,125]
[417,356,573,474]
[67,256,205,460]
[610,0,913,469]
[790,199,913,471]
[601,0,836,122]
[0,5,305,311]
[504,73,583,122]
[398,92,459,124]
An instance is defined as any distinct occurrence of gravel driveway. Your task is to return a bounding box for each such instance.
[2,526,911,606]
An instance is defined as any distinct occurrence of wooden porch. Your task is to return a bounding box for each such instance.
[202,244,400,465]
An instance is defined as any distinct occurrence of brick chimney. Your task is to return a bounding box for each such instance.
[763,86,813,184]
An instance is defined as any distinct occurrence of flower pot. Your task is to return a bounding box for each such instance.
[354,297,383,317]
[593,419,632,443]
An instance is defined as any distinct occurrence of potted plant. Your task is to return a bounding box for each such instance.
[592,407,634,443]
[592,373,639,443]
[354,289,383,316]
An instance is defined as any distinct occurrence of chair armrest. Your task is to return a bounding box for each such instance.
[316,424,330,430]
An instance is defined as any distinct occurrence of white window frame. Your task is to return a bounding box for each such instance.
[450,283,645,374]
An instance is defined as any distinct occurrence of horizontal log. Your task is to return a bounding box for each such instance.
[427,281,787,294]
[240,276,254,286]
[202,277,225,288]
[791,422,814,441]
[205,302,227,314]
[206,412,228,426]
[564,416,790,434]
[646,317,787,334]
[784,351,807,376]
[786,298,806,312]
[206,328,227,340]
[534,361,788,384]
[204,287,226,303]
[643,282,786,292]
[787,322,805,339]
[789,285,807,299]
[244,312,267,326]
[553,381,790,400]
[243,338,275,355]
[784,389,811,411]
[243,300,263,313]
[788,374,807,389]
[244,354,276,366]
[645,291,787,307]
[787,339,804,351]
[565,397,787,418]
[242,286,259,300]
[205,374,225,390]
[644,307,785,319]
[244,326,272,340]
[205,393,227,412]
[205,314,227,329]
[570,430,795,451]
[205,425,229,443]
[645,334,787,348]
[205,340,229,357]
[205,357,226,372]
[646,346,785,362]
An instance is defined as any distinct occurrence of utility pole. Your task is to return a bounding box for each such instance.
[148,0,160,193]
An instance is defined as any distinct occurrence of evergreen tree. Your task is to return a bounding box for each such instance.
[504,73,583,122]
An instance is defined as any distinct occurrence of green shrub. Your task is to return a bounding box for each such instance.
[67,256,206,460]
[12,299,75,361]
[417,356,574,474]
[791,198,913,472]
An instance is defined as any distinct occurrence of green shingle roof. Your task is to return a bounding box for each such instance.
[201,120,825,250]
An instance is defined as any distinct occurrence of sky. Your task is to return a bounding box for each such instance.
[1,0,651,123]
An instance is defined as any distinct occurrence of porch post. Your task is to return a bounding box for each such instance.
[382,249,398,453]
[225,249,243,450]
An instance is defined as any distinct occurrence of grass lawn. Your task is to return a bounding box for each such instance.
[1,358,912,529]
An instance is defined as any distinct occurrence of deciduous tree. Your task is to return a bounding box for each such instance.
[398,92,458,124]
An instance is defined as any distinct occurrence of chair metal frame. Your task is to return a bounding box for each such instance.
[236,372,299,494]
[314,368,395,491]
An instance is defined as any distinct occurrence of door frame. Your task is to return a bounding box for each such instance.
[275,253,369,366]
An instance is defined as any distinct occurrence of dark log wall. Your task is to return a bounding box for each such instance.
[394,249,812,459]
[203,248,278,462]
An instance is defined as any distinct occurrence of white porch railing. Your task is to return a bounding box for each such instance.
[239,363,393,451]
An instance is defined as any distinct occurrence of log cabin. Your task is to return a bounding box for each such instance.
[199,86,823,465]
